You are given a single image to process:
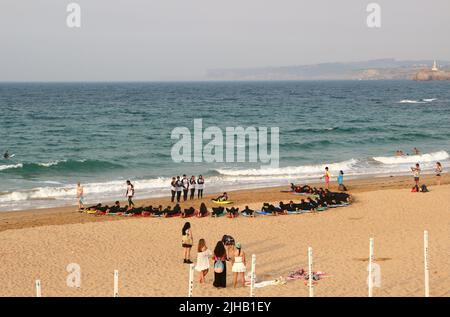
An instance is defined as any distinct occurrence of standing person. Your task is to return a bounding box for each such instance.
[175,176,183,203]
[323,167,331,190]
[337,170,347,191]
[126,180,135,208]
[411,163,421,187]
[231,243,246,288]
[189,175,196,200]
[413,147,420,155]
[197,175,205,199]
[213,241,227,288]
[170,177,176,203]
[195,239,212,283]
[76,182,85,211]
[435,162,443,186]
[182,222,193,264]
[182,174,189,201]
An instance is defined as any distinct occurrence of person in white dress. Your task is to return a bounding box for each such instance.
[195,239,212,283]
[231,243,247,288]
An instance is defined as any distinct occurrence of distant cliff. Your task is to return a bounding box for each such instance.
[413,69,450,81]
[206,59,450,81]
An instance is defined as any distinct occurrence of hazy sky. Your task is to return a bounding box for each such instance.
[1,0,449,81]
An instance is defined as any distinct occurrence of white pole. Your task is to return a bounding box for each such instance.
[250,254,256,297]
[368,238,374,297]
[113,270,119,297]
[188,263,195,297]
[35,280,41,297]
[424,230,429,297]
[308,247,313,297]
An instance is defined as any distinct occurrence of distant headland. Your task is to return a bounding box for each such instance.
[413,60,450,81]
[206,58,450,81]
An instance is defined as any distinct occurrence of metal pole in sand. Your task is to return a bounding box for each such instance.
[250,254,256,297]
[113,270,119,297]
[308,247,313,297]
[424,230,430,297]
[188,263,194,297]
[368,238,374,297]
[35,280,41,297]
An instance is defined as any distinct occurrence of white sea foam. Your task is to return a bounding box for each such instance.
[215,159,359,176]
[38,160,66,167]
[373,151,449,164]
[0,163,23,171]
[399,99,425,104]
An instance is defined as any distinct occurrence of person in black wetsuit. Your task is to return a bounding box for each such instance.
[212,206,225,217]
[107,201,128,213]
[197,175,205,199]
[197,202,209,217]
[165,204,181,217]
[3,150,9,160]
[175,176,183,203]
[189,176,196,200]
[241,206,255,217]
[226,207,239,218]
[261,203,284,215]
[182,206,196,218]
[153,205,165,216]
[182,175,189,201]
[170,177,176,203]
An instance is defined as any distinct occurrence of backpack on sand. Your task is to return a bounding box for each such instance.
[214,260,224,273]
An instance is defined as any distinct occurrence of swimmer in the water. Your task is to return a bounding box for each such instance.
[3,150,9,160]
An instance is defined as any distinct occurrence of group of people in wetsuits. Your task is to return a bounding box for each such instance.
[85,201,212,218]
[170,175,205,203]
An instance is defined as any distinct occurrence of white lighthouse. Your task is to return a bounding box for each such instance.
[431,60,438,71]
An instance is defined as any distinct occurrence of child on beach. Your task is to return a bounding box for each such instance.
[337,171,347,191]
[195,239,213,283]
[231,243,246,288]
[182,222,193,264]
[435,162,443,186]
[76,182,84,211]
[323,167,331,190]
[411,163,421,186]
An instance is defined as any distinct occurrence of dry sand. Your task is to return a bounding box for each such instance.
[0,175,449,297]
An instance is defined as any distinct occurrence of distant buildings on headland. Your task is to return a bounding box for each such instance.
[413,60,450,81]
[206,59,450,81]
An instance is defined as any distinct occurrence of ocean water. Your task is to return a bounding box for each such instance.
[0,81,449,211]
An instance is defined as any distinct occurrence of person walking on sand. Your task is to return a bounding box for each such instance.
[323,167,331,190]
[231,243,246,288]
[182,222,193,264]
[126,180,135,208]
[411,163,421,187]
[435,162,443,186]
[76,182,85,211]
[213,241,227,288]
[195,239,212,283]
[170,177,176,203]
[197,175,205,199]
[337,170,347,191]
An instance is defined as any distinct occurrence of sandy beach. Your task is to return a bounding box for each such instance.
[0,174,449,297]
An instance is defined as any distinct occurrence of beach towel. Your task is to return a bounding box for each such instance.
[255,210,272,216]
